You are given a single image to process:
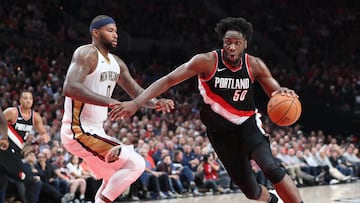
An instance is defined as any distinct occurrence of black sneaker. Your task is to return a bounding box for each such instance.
[269,192,279,203]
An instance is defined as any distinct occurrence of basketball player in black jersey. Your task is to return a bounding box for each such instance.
[111,17,304,203]
[0,91,50,203]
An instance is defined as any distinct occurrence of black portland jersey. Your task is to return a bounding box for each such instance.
[198,49,256,125]
[8,106,34,153]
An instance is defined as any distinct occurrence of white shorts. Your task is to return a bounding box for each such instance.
[61,123,139,181]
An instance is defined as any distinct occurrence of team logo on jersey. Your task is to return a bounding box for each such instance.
[18,171,26,180]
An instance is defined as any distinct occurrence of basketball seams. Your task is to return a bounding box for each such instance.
[267,95,301,126]
[276,99,294,125]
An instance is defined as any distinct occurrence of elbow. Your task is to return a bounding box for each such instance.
[63,82,77,98]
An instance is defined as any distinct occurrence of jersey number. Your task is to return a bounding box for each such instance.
[106,85,111,97]
[233,90,248,101]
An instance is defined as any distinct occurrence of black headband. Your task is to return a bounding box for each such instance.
[89,17,116,33]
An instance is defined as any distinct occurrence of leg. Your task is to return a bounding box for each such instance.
[252,144,302,203]
[273,174,302,203]
[97,150,145,202]
[95,180,107,201]
[0,174,8,203]
[206,130,263,200]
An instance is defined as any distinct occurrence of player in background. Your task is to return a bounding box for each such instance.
[1,91,50,203]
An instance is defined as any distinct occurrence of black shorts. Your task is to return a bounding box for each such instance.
[200,106,284,198]
[0,149,26,187]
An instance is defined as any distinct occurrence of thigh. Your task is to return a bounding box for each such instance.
[206,130,256,186]
[0,151,25,181]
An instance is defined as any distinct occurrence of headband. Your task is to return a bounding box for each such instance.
[89,17,116,33]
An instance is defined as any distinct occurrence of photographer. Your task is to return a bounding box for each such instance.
[201,152,231,194]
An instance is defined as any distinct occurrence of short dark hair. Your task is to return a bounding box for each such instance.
[215,17,253,42]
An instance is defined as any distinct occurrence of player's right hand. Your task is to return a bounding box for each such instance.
[0,137,9,150]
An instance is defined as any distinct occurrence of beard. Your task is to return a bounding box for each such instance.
[100,36,117,51]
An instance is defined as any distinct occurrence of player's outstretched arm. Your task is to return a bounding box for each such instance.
[109,52,214,120]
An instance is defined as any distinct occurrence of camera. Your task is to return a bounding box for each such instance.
[202,154,209,162]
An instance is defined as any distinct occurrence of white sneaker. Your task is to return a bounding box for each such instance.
[61,193,74,203]
[330,179,340,184]
[268,189,284,203]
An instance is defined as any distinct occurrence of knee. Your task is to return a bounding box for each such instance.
[133,153,146,177]
[240,184,261,200]
[262,163,286,183]
[79,178,87,185]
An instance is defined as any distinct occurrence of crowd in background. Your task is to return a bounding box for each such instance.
[0,0,360,202]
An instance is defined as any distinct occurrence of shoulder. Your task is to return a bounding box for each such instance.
[110,53,126,67]
[33,111,42,121]
[3,107,17,113]
[191,51,216,62]
[187,51,216,69]
[246,54,270,78]
[247,54,263,68]
[69,44,99,73]
[73,45,98,60]
[3,107,18,121]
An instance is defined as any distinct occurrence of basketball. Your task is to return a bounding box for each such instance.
[267,94,302,126]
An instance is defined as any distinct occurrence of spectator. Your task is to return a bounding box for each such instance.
[52,148,86,202]
[139,146,175,199]
[66,155,88,202]
[35,151,73,203]
[157,154,186,196]
[173,150,202,196]
[200,152,231,194]
[342,144,360,177]
[316,145,351,184]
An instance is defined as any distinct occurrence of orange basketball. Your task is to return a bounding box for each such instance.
[267,94,302,126]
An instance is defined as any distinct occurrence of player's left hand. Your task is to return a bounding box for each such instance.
[0,137,9,150]
[154,98,175,113]
[271,87,298,98]
[109,98,175,120]
[108,101,137,121]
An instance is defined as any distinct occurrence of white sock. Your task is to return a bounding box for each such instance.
[102,152,144,201]
[79,194,85,200]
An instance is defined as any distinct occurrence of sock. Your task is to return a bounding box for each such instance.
[101,152,144,201]
[79,194,85,200]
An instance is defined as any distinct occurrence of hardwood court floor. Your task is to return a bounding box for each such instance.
[139,181,360,203]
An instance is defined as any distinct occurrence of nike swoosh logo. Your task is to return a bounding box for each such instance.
[217,68,227,72]
[17,118,23,120]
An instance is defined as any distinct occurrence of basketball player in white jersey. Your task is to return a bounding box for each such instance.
[61,15,174,203]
